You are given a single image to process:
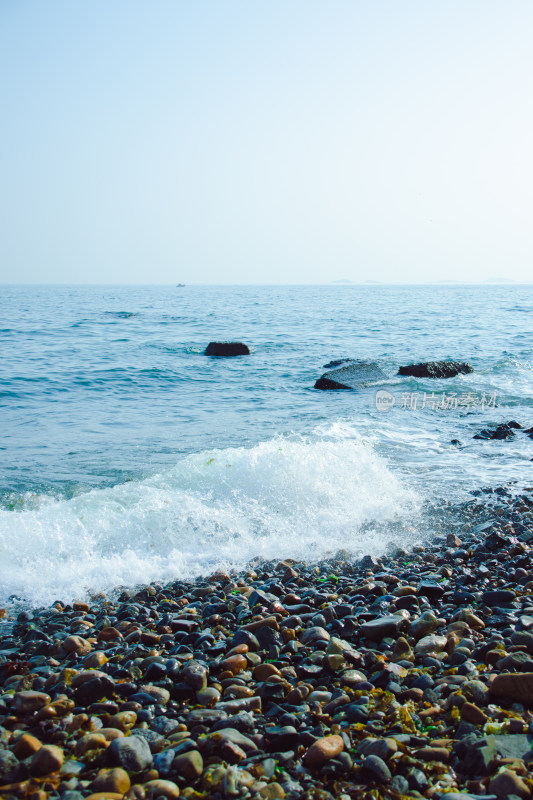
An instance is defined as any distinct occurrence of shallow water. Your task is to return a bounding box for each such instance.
[1,284,531,604]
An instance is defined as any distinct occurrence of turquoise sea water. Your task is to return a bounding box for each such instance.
[1,284,532,605]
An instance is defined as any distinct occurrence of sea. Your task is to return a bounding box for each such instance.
[1,284,531,607]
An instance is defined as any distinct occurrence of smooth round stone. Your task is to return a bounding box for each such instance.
[143,685,170,705]
[75,734,109,757]
[107,735,153,771]
[358,737,397,761]
[108,711,137,731]
[83,651,108,668]
[30,745,65,776]
[220,654,248,674]
[91,767,131,794]
[414,634,447,654]
[254,663,281,681]
[363,754,391,782]
[14,691,51,714]
[98,728,124,741]
[172,750,204,781]
[308,691,332,703]
[12,733,42,758]
[489,768,530,799]
[144,779,180,799]
[259,783,285,799]
[224,685,254,699]
[196,687,221,707]
[304,735,344,768]
[300,627,330,645]
[62,635,92,655]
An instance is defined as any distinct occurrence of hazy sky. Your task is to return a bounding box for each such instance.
[1,1,532,284]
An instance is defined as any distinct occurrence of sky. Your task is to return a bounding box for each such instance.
[1,1,532,285]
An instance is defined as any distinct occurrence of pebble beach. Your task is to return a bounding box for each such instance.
[2,487,533,800]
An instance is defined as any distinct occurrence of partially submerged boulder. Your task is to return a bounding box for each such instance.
[398,361,473,379]
[474,421,522,440]
[205,342,250,357]
[315,362,388,390]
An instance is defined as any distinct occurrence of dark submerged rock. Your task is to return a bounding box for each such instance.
[205,342,250,356]
[314,361,388,390]
[398,360,473,378]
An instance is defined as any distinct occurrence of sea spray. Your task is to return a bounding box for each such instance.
[0,426,419,606]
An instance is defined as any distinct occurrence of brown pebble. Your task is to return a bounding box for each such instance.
[50,697,75,716]
[461,701,488,725]
[108,711,137,731]
[71,669,107,688]
[418,706,442,719]
[98,728,124,741]
[172,750,203,782]
[66,713,89,733]
[490,672,533,703]
[400,688,424,702]
[225,643,249,657]
[241,616,279,632]
[414,746,449,763]
[489,769,530,799]
[14,691,51,714]
[304,735,344,768]
[98,626,123,641]
[254,664,281,681]
[62,635,92,654]
[281,628,296,643]
[141,631,160,645]
[144,779,180,798]
[391,637,414,662]
[30,744,64,776]
[220,654,248,674]
[218,739,247,763]
[12,734,42,759]
[259,784,285,799]
[92,767,131,794]
[452,610,484,629]
[75,733,109,757]
[223,685,254,699]
[84,651,108,668]
[486,648,504,665]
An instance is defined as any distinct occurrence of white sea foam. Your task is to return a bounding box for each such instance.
[0,426,420,607]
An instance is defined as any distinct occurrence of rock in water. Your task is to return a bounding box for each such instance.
[314,362,388,390]
[397,361,473,378]
[205,342,250,356]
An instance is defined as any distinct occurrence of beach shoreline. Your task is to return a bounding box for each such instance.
[1,486,533,799]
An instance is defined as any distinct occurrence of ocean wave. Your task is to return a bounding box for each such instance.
[0,427,419,607]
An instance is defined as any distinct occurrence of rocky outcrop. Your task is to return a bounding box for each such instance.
[315,362,388,390]
[473,421,533,441]
[205,342,250,357]
[398,361,473,378]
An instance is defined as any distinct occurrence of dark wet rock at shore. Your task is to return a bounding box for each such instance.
[205,342,250,356]
[1,488,533,798]
[398,361,474,378]
[314,361,388,390]
[474,421,524,440]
